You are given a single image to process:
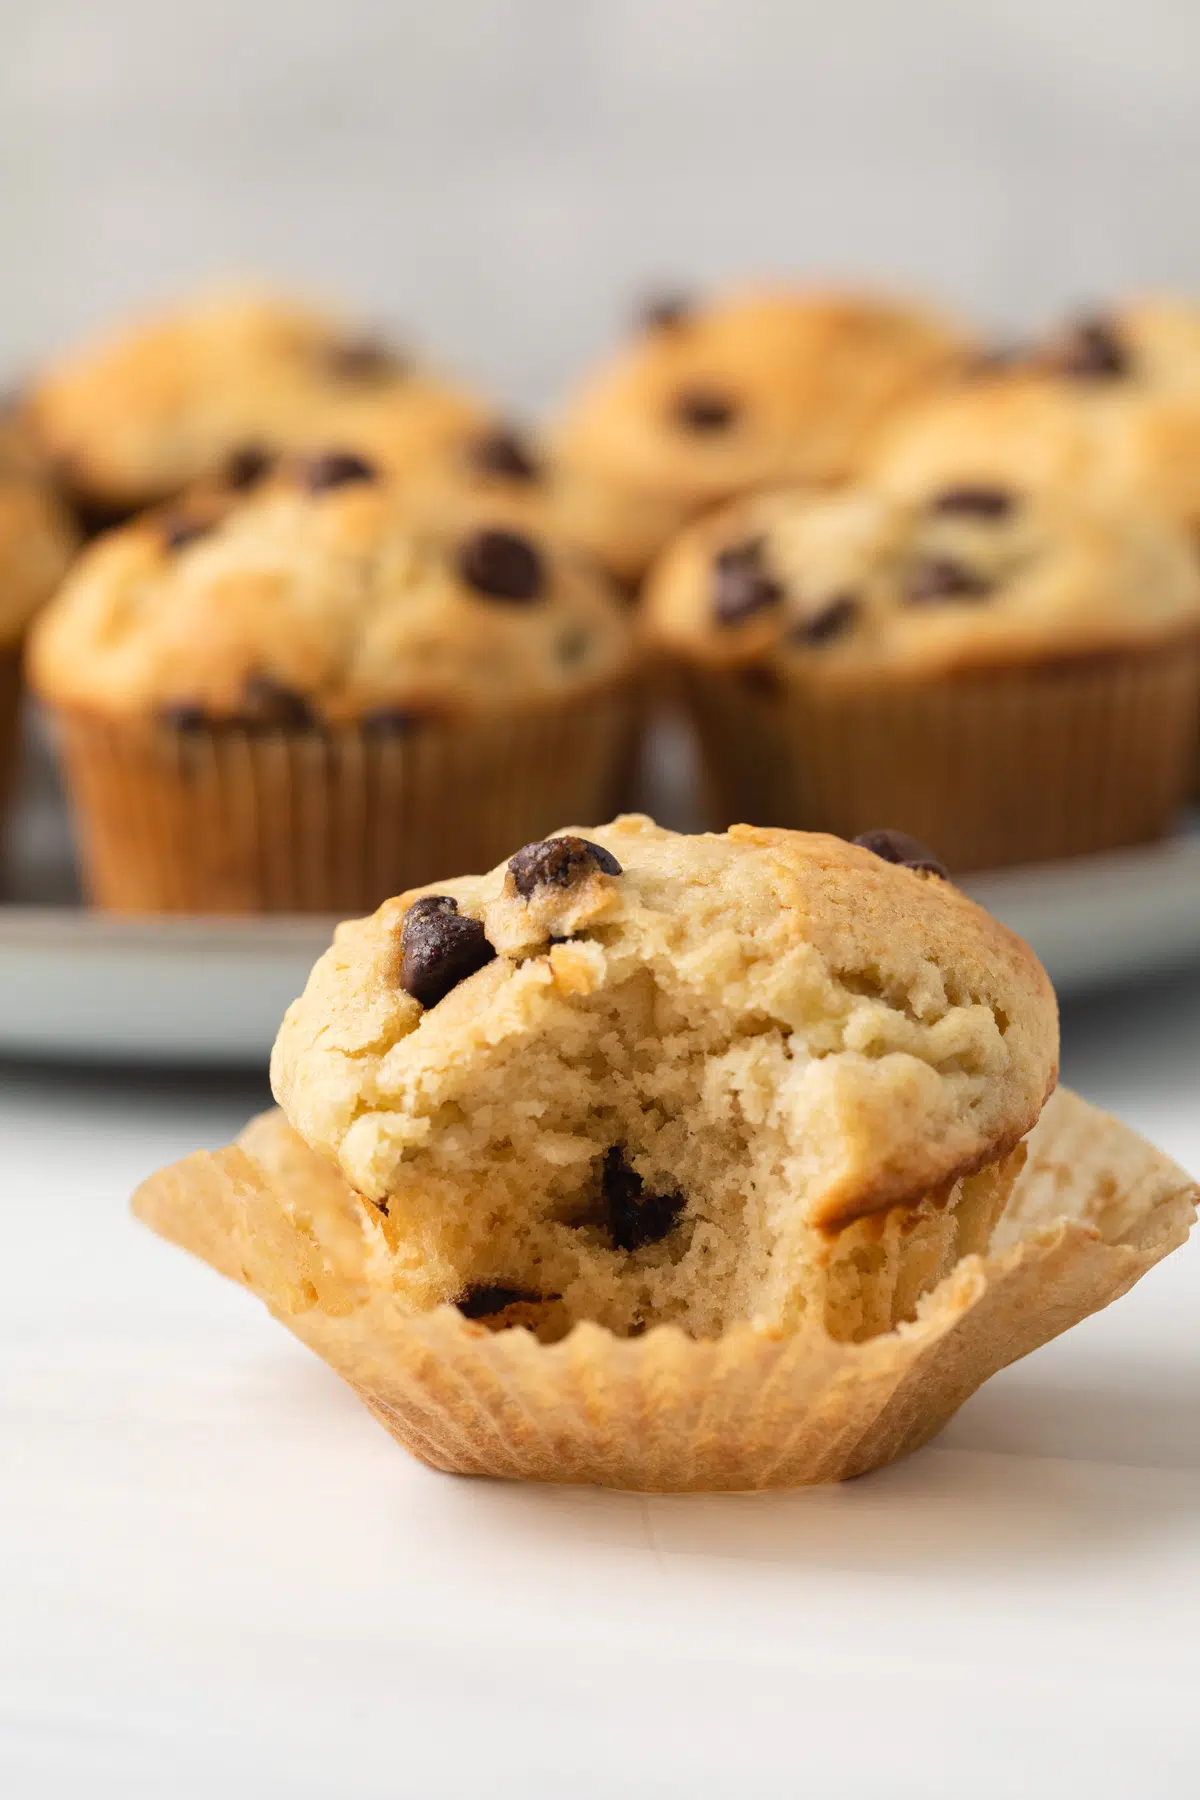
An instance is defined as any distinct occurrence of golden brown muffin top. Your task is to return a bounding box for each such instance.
[271,814,1058,1235]
[27,453,636,721]
[642,478,1200,682]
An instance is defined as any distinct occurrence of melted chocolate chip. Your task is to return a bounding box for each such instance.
[466,426,540,483]
[792,593,859,646]
[673,388,737,432]
[853,828,948,879]
[399,895,496,1008]
[240,674,318,730]
[224,443,274,490]
[158,701,209,732]
[640,291,692,331]
[457,527,544,602]
[508,835,622,898]
[712,538,782,626]
[1043,315,1128,380]
[162,515,212,552]
[361,706,423,736]
[601,1147,685,1252]
[904,556,993,606]
[456,1284,545,1320]
[929,485,1016,519]
[300,449,377,493]
[326,336,404,382]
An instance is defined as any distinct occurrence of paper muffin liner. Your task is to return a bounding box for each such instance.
[0,642,22,814]
[680,642,1200,872]
[47,684,637,913]
[132,1087,1195,1492]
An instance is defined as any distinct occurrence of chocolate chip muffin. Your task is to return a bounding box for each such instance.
[643,480,1200,870]
[0,416,78,808]
[550,286,971,583]
[21,284,489,531]
[27,454,638,912]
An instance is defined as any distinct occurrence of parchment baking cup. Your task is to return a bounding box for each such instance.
[133,1087,1195,1493]
[0,642,21,814]
[680,641,1200,872]
[47,684,637,914]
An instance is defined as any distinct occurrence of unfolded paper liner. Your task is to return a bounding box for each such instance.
[48,683,637,914]
[0,641,23,814]
[680,641,1200,872]
[132,1087,1196,1492]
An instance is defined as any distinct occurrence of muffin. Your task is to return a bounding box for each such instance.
[134,818,1196,1490]
[643,480,1200,871]
[0,416,79,809]
[27,452,638,913]
[21,284,490,531]
[550,286,972,583]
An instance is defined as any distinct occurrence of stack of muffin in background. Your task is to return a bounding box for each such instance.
[5,277,1200,913]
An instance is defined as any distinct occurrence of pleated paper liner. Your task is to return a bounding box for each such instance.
[132,1087,1195,1493]
[680,639,1200,872]
[48,682,637,914]
[0,641,21,814]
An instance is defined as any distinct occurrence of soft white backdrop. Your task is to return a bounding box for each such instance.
[3,0,1199,406]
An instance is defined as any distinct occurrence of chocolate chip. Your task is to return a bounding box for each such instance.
[712,538,782,626]
[639,291,692,331]
[158,701,209,732]
[457,527,544,602]
[853,828,948,879]
[556,626,590,667]
[508,835,622,898]
[361,706,422,736]
[1043,315,1128,380]
[601,1147,685,1253]
[456,1284,545,1320]
[300,449,377,493]
[326,336,404,382]
[224,443,273,490]
[240,674,317,730]
[673,388,737,432]
[792,592,859,646]
[929,485,1016,520]
[399,894,496,1008]
[162,515,212,552]
[904,556,993,606]
[466,426,540,483]
[739,663,783,698]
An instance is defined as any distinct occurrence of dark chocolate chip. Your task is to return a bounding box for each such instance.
[326,336,405,382]
[853,828,948,880]
[361,706,423,736]
[739,663,783,698]
[300,449,377,493]
[601,1146,685,1253]
[508,835,622,898]
[456,1284,545,1320]
[639,291,692,331]
[162,515,213,552]
[1043,315,1128,380]
[224,443,274,490]
[466,426,540,483]
[928,485,1016,520]
[712,538,782,626]
[556,626,591,667]
[158,701,209,732]
[457,527,544,602]
[904,556,993,606]
[792,592,859,646]
[673,388,737,432]
[399,894,496,1008]
[240,674,318,730]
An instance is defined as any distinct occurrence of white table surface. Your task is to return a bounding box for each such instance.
[3,972,1200,1799]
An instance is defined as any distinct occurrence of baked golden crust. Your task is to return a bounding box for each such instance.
[0,416,79,644]
[26,462,636,720]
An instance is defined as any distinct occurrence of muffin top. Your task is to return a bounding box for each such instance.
[869,299,1200,533]
[549,286,970,574]
[27,454,635,721]
[271,814,1058,1249]
[642,478,1200,681]
[21,284,490,517]
[0,415,79,646]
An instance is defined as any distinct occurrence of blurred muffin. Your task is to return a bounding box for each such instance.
[27,449,638,912]
[550,286,972,583]
[21,284,490,530]
[643,478,1200,870]
[0,415,78,809]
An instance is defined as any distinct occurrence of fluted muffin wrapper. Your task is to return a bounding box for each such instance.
[132,1087,1195,1492]
[47,685,638,914]
[0,643,22,814]
[680,641,1200,872]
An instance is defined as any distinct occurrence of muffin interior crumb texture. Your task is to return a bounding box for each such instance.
[271,817,1057,1345]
